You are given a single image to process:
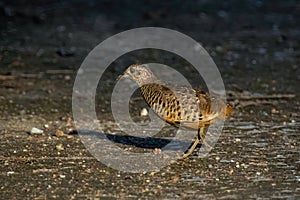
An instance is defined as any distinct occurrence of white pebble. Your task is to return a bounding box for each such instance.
[140,108,148,116]
[30,127,44,134]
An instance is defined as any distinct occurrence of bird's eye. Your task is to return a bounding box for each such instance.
[130,68,135,73]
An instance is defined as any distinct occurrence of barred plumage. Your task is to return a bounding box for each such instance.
[119,64,233,158]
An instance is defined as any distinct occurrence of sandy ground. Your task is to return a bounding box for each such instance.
[0,1,299,199]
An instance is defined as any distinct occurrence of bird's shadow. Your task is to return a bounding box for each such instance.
[69,129,201,151]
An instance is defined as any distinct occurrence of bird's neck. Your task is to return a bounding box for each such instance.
[135,75,161,86]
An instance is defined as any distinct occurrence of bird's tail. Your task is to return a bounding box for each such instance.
[225,104,234,118]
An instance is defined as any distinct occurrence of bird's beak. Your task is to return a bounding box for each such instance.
[117,74,123,80]
[117,72,130,80]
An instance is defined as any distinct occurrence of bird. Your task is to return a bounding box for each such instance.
[118,64,233,158]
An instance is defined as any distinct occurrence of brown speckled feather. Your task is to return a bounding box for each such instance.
[119,64,234,157]
[119,64,234,129]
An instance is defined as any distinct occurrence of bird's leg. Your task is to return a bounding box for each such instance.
[199,126,211,148]
[199,126,206,145]
[181,127,211,159]
[181,129,201,159]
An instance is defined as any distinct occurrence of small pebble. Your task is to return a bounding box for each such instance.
[56,144,64,151]
[67,128,73,133]
[216,46,224,53]
[30,127,44,134]
[55,130,64,137]
[66,117,73,127]
[140,108,148,117]
[172,176,180,183]
[241,163,247,168]
[67,135,74,139]
[152,148,161,154]
[59,174,66,178]
[64,75,71,80]
[19,110,26,115]
[258,47,266,55]
[271,108,279,114]
[44,124,49,129]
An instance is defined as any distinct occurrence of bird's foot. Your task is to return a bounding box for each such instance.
[200,137,212,149]
[181,137,200,159]
[199,129,212,149]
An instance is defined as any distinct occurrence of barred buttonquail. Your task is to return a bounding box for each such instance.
[119,64,233,158]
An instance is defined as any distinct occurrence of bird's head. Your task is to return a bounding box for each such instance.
[118,64,157,85]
